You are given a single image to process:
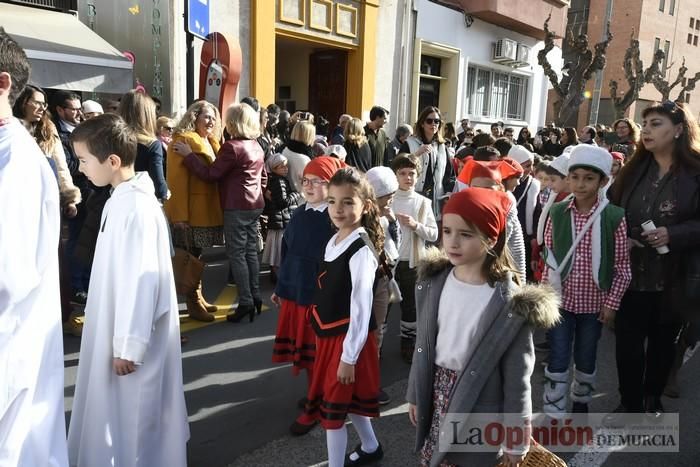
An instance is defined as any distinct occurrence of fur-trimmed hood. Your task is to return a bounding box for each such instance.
[417,247,560,329]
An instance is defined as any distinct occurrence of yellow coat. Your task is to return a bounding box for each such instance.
[164,131,223,227]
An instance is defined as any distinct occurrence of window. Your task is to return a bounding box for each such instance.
[654,37,661,54]
[663,40,671,69]
[659,0,665,12]
[419,55,443,112]
[694,35,698,46]
[686,93,691,103]
[696,21,699,30]
[691,18,695,28]
[669,0,675,15]
[467,66,529,121]
[688,33,693,44]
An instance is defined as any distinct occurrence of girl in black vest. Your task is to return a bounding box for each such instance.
[302,167,385,466]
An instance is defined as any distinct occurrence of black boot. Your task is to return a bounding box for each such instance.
[227,304,256,323]
[572,402,588,413]
[254,298,263,315]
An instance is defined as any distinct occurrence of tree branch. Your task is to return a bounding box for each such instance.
[537,13,564,98]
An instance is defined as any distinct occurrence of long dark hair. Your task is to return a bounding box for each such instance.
[12,84,58,154]
[328,167,385,254]
[610,101,700,204]
[461,220,520,287]
[414,106,445,144]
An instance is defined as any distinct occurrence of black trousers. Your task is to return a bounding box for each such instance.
[615,291,683,411]
[395,260,417,339]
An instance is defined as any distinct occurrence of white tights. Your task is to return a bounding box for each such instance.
[326,414,379,467]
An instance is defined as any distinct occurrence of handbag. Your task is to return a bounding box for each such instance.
[495,437,567,467]
[544,200,608,293]
[172,234,204,295]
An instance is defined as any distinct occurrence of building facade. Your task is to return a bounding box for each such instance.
[411,0,568,132]
[569,0,700,128]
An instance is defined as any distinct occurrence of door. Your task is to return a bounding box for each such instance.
[309,49,347,136]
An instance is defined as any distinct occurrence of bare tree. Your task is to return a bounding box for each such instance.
[609,33,650,119]
[646,54,700,103]
[538,14,613,126]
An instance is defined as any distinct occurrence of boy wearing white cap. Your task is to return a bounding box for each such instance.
[541,145,631,417]
[508,144,541,281]
[366,166,401,405]
[81,100,103,120]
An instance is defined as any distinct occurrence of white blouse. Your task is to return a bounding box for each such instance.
[435,269,495,371]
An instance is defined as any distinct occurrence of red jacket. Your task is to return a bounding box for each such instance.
[184,138,268,211]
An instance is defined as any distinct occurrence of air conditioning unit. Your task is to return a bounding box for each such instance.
[516,44,531,66]
[492,38,517,64]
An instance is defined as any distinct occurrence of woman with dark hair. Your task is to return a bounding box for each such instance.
[400,106,456,220]
[560,127,579,151]
[443,122,458,148]
[607,101,700,418]
[516,127,534,146]
[613,117,640,157]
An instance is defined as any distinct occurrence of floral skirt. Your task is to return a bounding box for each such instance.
[421,365,459,467]
[172,225,224,250]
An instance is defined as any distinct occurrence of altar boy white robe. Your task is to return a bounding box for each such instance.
[0,118,68,467]
[67,172,188,467]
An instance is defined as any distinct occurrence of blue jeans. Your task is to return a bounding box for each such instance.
[224,208,263,307]
[548,309,602,374]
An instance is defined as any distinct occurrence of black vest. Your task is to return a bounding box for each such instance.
[311,238,377,337]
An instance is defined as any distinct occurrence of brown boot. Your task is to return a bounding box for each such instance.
[187,290,215,322]
[195,281,218,313]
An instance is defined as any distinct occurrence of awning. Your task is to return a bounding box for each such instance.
[0,3,133,94]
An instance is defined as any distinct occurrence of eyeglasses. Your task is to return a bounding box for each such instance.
[302,177,328,187]
[425,118,441,125]
[29,99,48,109]
[61,105,82,112]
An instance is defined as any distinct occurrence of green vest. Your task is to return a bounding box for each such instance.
[547,201,625,291]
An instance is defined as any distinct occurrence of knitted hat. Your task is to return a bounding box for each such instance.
[568,145,612,176]
[324,144,347,159]
[507,145,534,164]
[82,100,103,115]
[549,153,570,176]
[458,159,502,185]
[302,156,346,181]
[366,166,399,198]
[499,157,524,179]
[442,188,511,241]
[266,152,287,172]
[610,151,625,163]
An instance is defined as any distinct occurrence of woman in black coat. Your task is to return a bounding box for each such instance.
[262,153,303,278]
[343,117,372,172]
[608,101,700,417]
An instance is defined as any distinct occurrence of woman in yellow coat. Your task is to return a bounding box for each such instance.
[165,101,223,322]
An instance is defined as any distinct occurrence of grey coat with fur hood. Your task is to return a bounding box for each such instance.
[406,249,560,467]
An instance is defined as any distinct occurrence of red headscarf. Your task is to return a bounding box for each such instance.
[499,157,524,180]
[303,156,346,181]
[457,159,503,185]
[610,152,625,163]
[442,188,511,241]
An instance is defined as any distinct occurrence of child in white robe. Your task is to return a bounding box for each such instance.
[66,114,188,467]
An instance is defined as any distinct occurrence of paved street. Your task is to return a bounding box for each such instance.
[63,248,700,467]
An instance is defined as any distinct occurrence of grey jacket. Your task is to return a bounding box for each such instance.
[406,249,560,467]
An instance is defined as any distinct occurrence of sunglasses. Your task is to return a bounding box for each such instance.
[163,126,174,131]
[29,99,48,109]
[425,118,441,125]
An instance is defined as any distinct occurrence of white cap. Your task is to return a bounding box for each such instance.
[549,153,570,176]
[508,145,534,164]
[366,166,399,198]
[324,144,347,159]
[568,145,612,176]
[82,100,103,115]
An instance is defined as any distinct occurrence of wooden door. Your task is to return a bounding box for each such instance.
[309,49,347,136]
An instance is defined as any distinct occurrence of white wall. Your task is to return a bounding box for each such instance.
[414,0,562,131]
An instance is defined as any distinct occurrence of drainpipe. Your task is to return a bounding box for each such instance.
[588,0,614,125]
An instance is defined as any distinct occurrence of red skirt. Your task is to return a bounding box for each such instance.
[303,332,380,430]
[272,298,316,375]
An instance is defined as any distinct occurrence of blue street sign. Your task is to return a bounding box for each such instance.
[187,0,210,40]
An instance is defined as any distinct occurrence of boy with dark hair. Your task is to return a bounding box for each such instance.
[0,26,69,467]
[493,136,513,156]
[542,145,631,417]
[473,145,500,161]
[390,154,438,362]
[66,114,189,466]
